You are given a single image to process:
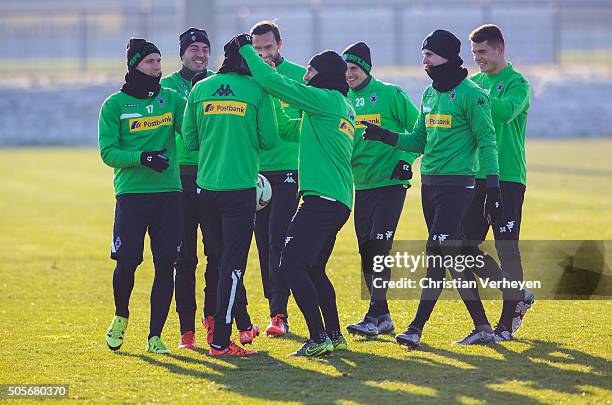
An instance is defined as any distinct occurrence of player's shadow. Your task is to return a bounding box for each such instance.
[115,337,610,403]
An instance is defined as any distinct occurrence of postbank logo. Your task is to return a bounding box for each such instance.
[203,101,247,116]
[425,114,452,129]
[129,112,173,132]
[338,118,355,138]
[356,114,381,128]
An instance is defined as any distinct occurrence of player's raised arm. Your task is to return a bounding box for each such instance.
[236,35,342,116]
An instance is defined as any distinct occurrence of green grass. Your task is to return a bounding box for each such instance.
[1,140,611,404]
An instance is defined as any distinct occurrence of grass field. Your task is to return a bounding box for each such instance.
[1,140,611,404]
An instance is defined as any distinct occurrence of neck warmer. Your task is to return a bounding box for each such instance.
[179,65,200,82]
[218,53,251,76]
[308,73,349,96]
[353,75,372,92]
[425,61,468,92]
[121,69,161,99]
[273,53,284,66]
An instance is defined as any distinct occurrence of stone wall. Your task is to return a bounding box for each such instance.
[1,70,611,146]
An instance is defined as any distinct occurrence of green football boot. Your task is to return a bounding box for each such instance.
[106,315,128,351]
[146,336,170,354]
[290,337,333,357]
[331,335,349,351]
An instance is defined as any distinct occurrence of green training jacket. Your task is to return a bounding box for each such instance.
[181,72,279,191]
[161,69,215,168]
[349,76,419,190]
[395,78,499,186]
[240,45,356,209]
[471,63,530,185]
[98,88,185,195]
[260,58,306,172]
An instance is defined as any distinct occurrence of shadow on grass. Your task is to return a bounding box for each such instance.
[116,337,611,404]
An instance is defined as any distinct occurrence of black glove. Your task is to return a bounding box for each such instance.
[234,33,253,48]
[390,160,413,180]
[484,176,503,224]
[361,121,398,146]
[140,149,169,173]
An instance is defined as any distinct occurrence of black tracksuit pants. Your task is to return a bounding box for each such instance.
[279,196,350,342]
[410,184,490,331]
[198,188,256,349]
[174,172,219,334]
[354,185,408,318]
[254,170,299,318]
[110,192,183,340]
[462,179,527,329]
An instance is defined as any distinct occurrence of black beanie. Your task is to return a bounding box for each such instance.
[307,50,349,96]
[126,38,160,70]
[308,50,347,79]
[217,37,250,76]
[342,42,372,74]
[179,28,210,57]
[422,30,463,65]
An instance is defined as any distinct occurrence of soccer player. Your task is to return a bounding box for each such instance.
[160,27,215,350]
[236,33,355,357]
[342,42,419,337]
[250,21,306,337]
[182,39,279,357]
[463,24,533,341]
[100,38,186,354]
[362,30,502,347]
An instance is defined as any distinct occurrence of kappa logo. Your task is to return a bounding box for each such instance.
[450,91,457,101]
[497,81,504,92]
[284,236,293,247]
[129,112,173,132]
[211,84,236,97]
[370,93,377,104]
[477,98,486,106]
[356,114,381,128]
[385,230,394,240]
[425,114,452,128]
[284,172,296,183]
[203,101,247,116]
[157,97,165,106]
[338,118,355,138]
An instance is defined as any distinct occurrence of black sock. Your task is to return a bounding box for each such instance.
[315,331,328,344]
[113,261,138,318]
[329,330,342,340]
[411,266,445,330]
[149,259,174,339]
[179,311,196,334]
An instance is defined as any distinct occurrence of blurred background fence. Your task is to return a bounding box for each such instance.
[2,0,612,73]
[1,0,611,145]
